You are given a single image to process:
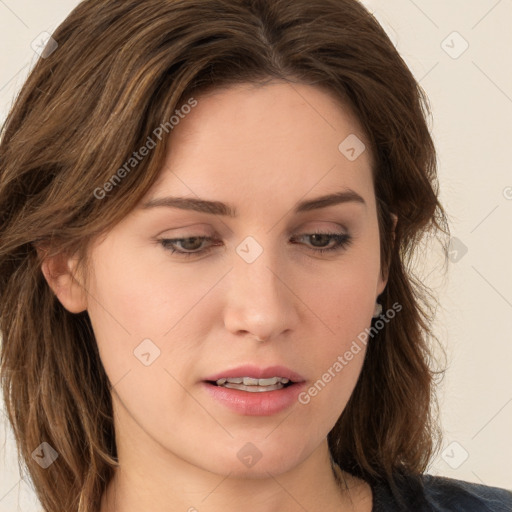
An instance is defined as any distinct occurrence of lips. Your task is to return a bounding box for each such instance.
[201,364,307,415]
[203,364,306,384]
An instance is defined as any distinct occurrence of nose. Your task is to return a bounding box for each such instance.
[222,241,300,342]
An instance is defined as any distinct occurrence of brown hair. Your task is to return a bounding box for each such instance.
[0,0,450,510]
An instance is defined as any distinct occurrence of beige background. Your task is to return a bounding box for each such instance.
[1,0,511,509]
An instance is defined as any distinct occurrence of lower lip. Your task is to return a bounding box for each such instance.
[201,381,306,416]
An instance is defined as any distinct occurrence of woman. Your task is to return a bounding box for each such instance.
[0,0,510,511]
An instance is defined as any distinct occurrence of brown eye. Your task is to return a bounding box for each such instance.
[291,232,353,254]
[159,236,217,257]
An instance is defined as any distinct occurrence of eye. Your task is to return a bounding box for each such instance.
[290,231,353,254]
[159,236,219,258]
[158,231,353,258]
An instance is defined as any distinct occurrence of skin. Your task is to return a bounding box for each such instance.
[40,81,396,511]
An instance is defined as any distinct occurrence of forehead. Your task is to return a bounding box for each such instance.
[146,81,375,212]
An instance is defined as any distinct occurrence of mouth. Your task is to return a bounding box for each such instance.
[206,376,295,392]
[201,365,306,415]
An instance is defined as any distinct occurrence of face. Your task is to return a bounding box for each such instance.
[53,81,390,478]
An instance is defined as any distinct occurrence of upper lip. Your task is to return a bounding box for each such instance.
[204,365,306,383]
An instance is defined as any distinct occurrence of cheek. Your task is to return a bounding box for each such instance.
[312,262,379,346]
[296,258,377,420]
[85,262,195,431]
[296,340,367,437]
[85,246,222,387]
[300,319,368,429]
[87,242,213,339]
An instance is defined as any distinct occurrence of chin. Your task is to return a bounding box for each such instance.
[200,443,307,479]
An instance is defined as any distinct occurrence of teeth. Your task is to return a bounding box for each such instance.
[223,382,284,392]
[215,376,291,387]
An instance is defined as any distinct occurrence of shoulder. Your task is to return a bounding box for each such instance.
[371,472,512,512]
[420,474,512,511]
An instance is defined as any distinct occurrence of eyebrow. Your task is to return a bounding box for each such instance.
[141,189,366,217]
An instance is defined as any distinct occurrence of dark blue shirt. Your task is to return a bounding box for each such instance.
[371,473,512,511]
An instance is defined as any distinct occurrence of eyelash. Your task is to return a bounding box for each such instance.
[158,231,353,258]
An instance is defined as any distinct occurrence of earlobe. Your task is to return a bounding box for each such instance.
[36,245,88,313]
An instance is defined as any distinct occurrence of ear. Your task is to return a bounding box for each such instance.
[36,245,88,313]
[376,212,398,296]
